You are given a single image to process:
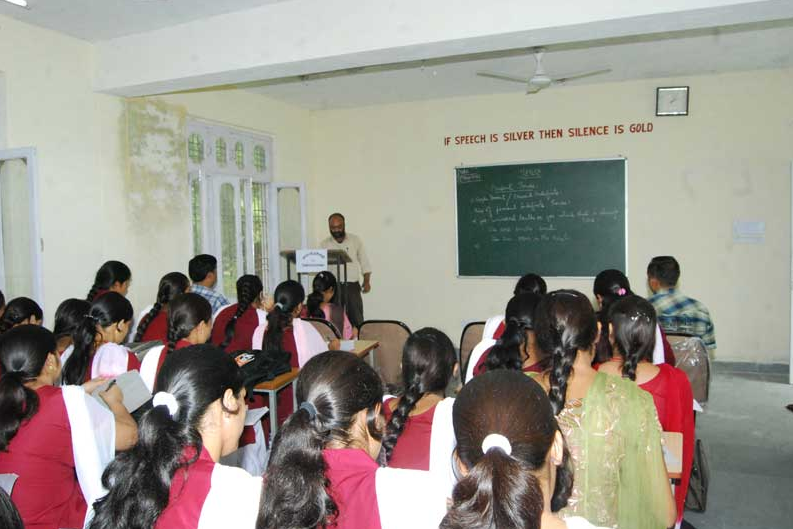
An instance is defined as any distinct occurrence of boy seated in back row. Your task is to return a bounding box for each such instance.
[189,254,230,314]
[647,255,716,352]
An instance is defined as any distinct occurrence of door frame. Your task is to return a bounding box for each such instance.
[267,182,307,293]
[0,147,44,306]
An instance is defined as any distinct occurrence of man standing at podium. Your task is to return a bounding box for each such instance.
[320,212,371,329]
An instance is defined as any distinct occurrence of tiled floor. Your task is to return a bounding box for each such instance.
[682,372,793,529]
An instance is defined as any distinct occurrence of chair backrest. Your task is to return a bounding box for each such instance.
[459,321,485,380]
[668,333,710,403]
[358,320,412,389]
[127,340,164,362]
[302,317,341,341]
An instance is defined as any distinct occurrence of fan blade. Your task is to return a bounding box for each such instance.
[476,71,530,84]
[526,84,543,95]
[552,68,611,84]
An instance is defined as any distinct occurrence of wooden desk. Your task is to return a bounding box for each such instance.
[663,431,683,481]
[352,340,379,367]
[254,368,299,439]
[251,342,379,438]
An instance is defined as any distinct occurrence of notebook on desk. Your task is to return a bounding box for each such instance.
[91,370,152,413]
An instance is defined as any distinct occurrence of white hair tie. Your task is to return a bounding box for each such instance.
[481,433,512,455]
[152,391,179,417]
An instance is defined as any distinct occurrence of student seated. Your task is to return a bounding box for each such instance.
[140,293,213,392]
[442,370,606,529]
[86,261,131,302]
[598,295,694,524]
[305,271,357,339]
[89,346,262,529]
[483,272,547,340]
[211,275,266,352]
[593,269,674,365]
[532,290,676,529]
[53,299,91,357]
[189,254,230,314]
[257,351,448,529]
[133,272,190,343]
[647,256,716,351]
[469,292,544,381]
[0,325,137,529]
[251,280,333,424]
[0,297,43,333]
[61,292,140,385]
[382,328,457,481]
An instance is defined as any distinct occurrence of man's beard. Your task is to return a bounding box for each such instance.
[331,230,345,241]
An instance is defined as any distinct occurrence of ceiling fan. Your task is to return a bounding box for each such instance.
[476,47,611,94]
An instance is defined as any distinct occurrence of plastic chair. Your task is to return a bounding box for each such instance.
[302,317,342,341]
[459,321,485,382]
[358,320,412,389]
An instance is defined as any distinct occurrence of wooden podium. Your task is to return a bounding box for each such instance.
[280,249,352,286]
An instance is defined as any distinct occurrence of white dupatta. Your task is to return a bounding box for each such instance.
[375,467,448,529]
[251,318,326,367]
[61,385,115,528]
[139,345,165,393]
[197,464,262,529]
[482,315,505,340]
[464,338,496,383]
[428,397,457,497]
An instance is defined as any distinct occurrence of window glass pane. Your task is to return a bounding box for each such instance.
[188,133,204,164]
[0,159,34,299]
[191,177,202,254]
[277,187,302,280]
[253,145,266,173]
[235,142,244,170]
[219,183,238,295]
[240,182,248,274]
[252,182,268,286]
[216,138,227,166]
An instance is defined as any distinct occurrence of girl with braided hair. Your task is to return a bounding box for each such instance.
[441,370,604,529]
[592,269,675,366]
[139,293,212,392]
[61,292,140,386]
[86,261,131,302]
[210,275,266,352]
[381,328,457,482]
[256,351,448,529]
[305,271,357,339]
[251,280,332,425]
[599,295,694,525]
[468,292,544,381]
[132,272,190,343]
[531,290,676,529]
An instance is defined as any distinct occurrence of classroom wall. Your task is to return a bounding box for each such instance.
[0,15,311,322]
[308,68,793,363]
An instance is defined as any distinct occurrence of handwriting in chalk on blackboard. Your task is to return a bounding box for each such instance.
[458,170,483,184]
[538,225,557,232]
[550,199,570,207]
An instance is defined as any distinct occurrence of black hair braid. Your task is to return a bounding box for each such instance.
[61,315,99,386]
[0,371,39,451]
[165,323,179,357]
[381,373,423,463]
[222,280,258,349]
[547,324,575,415]
[484,317,524,372]
[306,291,325,319]
[86,284,101,303]
[134,301,163,343]
[622,346,640,381]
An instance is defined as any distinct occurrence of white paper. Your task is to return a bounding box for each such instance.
[296,248,328,273]
[0,473,18,495]
[733,220,765,244]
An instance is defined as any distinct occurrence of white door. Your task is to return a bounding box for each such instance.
[267,183,307,292]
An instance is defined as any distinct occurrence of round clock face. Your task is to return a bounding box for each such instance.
[657,87,689,115]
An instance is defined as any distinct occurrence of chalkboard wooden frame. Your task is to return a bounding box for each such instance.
[454,157,628,279]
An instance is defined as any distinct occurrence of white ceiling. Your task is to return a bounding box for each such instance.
[246,21,793,109]
[0,0,287,41]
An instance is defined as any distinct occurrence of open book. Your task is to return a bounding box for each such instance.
[91,369,151,413]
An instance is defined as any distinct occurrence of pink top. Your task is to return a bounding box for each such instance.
[382,398,436,471]
[0,386,86,529]
[86,347,141,382]
[154,447,214,529]
[321,304,354,339]
[323,448,382,529]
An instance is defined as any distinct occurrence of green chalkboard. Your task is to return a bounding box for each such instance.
[456,159,626,277]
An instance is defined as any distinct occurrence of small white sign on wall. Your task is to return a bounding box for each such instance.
[296,249,328,273]
[733,220,765,244]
